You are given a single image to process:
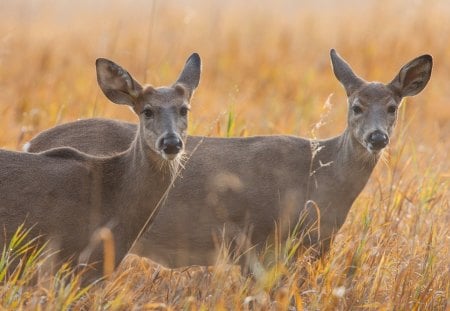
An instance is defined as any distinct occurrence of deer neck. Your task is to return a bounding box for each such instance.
[308,129,380,240]
[120,129,173,210]
[320,128,380,204]
[336,129,379,178]
[96,127,173,247]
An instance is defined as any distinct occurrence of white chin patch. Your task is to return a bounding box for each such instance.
[161,152,180,161]
[366,144,383,155]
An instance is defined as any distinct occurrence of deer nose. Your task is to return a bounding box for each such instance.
[367,130,389,150]
[159,134,183,155]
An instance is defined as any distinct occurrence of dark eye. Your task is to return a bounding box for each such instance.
[352,105,363,114]
[180,106,189,117]
[143,109,154,118]
[387,105,397,114]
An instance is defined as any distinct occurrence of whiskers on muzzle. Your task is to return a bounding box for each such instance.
[354,142,384,169]
[158,151,188,184]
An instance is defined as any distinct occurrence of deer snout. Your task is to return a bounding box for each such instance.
[158,133,183,158]
[366,130,389,151]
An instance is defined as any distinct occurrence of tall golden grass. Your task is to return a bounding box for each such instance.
[0,0,448,309]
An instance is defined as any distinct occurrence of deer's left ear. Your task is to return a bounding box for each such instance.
[388,54,432,98]
[173,53,201,98]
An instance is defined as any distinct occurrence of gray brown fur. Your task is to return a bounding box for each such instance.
[26,50,432,274]
[1,53,201,280]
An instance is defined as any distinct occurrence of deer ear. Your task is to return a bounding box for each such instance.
[330,49,365,96]
[96,58,143,107]
[388,54,432,98]
[173,53,201,98]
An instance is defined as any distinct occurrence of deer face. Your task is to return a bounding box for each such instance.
[135,86,190,160]
[95,53,201,161]
[347,83,400,154]
[330,49,432,155]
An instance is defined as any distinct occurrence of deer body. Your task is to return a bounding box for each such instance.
[134,132,378,267]
[1,145,163,270]
[1,53,201,279]
[26,50,432,272]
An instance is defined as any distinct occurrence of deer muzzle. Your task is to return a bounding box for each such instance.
[158,133,183,160]
[366,130,389,152]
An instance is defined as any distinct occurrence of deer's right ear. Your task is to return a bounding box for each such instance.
[173,53,201,98]
[330,49,364,96]
[96,58,143,107]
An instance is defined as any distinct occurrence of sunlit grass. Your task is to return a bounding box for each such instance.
[0,226,93,310]
[0,0,449,309]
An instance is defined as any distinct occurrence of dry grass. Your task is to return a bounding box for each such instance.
[0,0,449,309]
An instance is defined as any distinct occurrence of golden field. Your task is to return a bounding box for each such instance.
[0,0,448,309]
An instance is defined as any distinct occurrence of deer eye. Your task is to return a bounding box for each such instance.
[142,108,154,119]
[387,105,397,114]
[352,105,363,115]
[179,106,189,117]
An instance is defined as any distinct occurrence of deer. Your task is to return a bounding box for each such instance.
[1,52,201,281]
[26,50,432,276]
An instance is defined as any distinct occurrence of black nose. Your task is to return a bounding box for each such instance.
[367,130,389,150]
[159,134,182,155]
